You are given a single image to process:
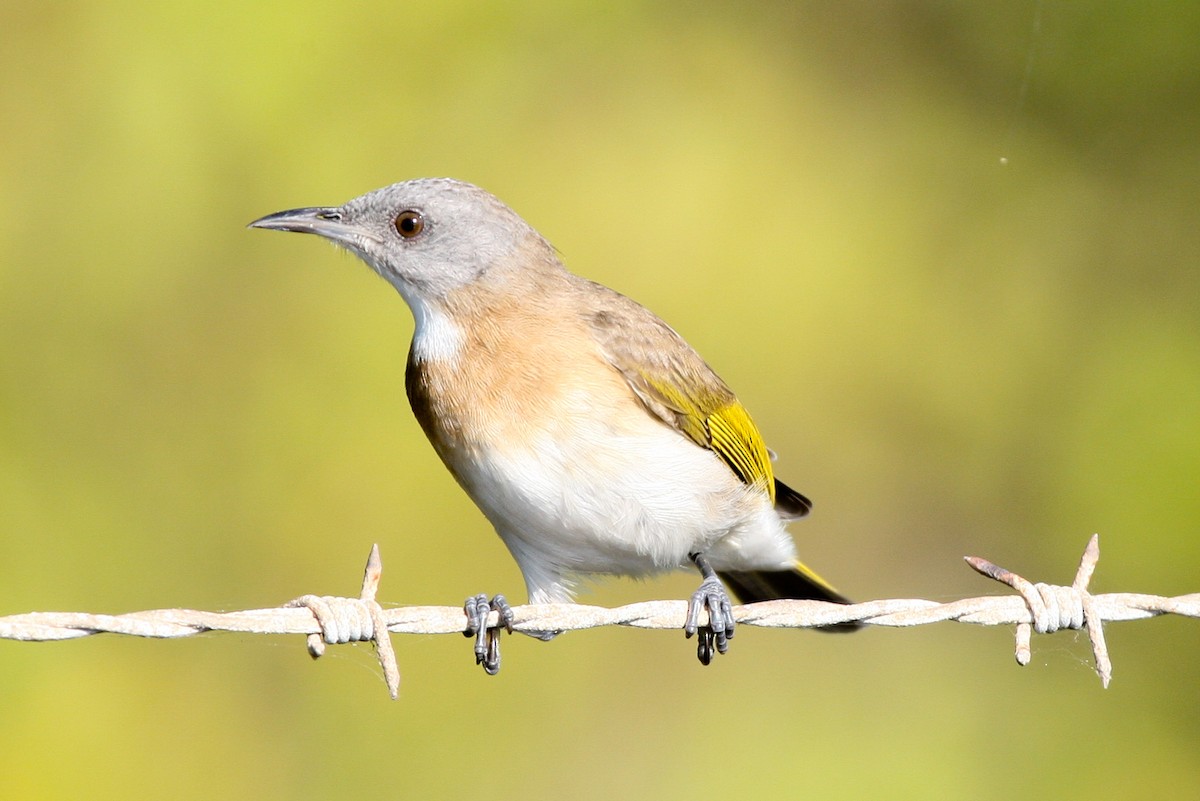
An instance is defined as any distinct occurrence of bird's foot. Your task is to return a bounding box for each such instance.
[463,593,515,675]
[684,574,735,665]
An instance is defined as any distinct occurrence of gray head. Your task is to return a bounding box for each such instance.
[249,178,555,308]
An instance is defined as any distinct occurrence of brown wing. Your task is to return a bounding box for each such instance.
[579,279,780,503]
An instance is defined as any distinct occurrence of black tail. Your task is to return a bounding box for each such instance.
[719,562,861,632]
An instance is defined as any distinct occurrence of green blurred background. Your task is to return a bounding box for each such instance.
[2,2,1198,799]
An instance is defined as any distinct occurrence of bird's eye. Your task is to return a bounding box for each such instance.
[394,210,425,239]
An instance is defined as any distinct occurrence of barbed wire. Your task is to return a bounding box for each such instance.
[2,535,1196,699]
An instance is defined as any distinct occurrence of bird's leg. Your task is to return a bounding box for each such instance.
[684,553,735,665]
[463,593,515,675]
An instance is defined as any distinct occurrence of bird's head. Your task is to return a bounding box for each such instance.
[249,178,553,308]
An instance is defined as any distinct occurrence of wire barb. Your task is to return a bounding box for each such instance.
[2,537,1197,696]
[966,534,1112,687]
[286,544,400,699]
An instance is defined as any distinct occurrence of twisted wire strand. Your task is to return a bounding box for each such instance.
[2,536,1196,696]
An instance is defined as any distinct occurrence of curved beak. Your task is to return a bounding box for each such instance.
[248,206,382,255]
[248,206,344,236]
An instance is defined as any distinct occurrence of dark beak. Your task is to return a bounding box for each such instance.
[248,206,345,236]
[248,206,382,253]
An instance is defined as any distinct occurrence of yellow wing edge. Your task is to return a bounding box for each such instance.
[706,402,775,502]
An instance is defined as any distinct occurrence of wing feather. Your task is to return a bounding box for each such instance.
[582,281,780,503]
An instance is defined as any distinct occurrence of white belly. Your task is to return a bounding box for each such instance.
[451,393,797,602]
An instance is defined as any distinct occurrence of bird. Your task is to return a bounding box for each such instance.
[249,178,858,672]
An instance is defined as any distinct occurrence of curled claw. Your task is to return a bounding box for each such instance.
[463,593,489,661]
[685,553,736,666]
[685,575,735,665]
[463,594,514,675]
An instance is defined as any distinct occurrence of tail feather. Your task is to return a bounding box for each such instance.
[773,478,813,520]
[719,560,861,632]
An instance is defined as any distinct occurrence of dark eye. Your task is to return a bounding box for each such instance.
[394,209,425,239]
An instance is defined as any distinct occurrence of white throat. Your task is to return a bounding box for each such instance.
[406,294,465,364]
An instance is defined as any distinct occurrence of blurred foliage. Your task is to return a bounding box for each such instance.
[1,2,1198,800]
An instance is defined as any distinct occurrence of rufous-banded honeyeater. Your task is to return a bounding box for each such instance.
[250,179,858,673]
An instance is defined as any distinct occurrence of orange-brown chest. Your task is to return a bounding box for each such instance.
[404,303,615,469]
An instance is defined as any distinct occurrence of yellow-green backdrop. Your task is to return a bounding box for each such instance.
[2,3,1198,799]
